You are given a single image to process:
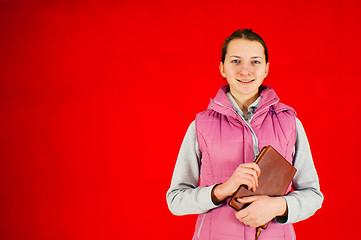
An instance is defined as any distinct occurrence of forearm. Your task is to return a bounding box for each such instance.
[280,187,323,223]
[275,118,323,224]
[166,121,221,215]
[167,184,220,215]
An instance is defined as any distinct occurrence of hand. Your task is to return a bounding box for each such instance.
[212,163,261,204]
[235,196,287,228]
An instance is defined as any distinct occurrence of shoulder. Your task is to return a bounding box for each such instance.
[259,85,297,116]
[273,102,297,117]
[270,102,298,140]
[195,109,216,138]
[295,117,303,128]
[295,117,308,140]
[196,108,216,120]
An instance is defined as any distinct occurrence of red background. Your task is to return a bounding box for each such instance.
[0,0,360,239]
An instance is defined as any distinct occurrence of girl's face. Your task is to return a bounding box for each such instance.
[220,38,269,101]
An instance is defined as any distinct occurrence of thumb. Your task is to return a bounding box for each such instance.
[237,196,258,203]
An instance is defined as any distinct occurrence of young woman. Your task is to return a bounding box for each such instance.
[166,29,323,240]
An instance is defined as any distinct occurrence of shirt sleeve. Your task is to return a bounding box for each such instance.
[275,117,324,224]
[166,121,221,216]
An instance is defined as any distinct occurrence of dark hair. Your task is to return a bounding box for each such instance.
[221,29,268,63]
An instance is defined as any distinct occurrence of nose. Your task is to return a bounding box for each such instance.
[238,62,251,76]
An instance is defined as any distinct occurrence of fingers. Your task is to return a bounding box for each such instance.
[235,196,274,228]
[235,197,258,226]
[241,162,261,177]
[235,208,248,220]
[236,177,256,193]
[235,163,260,191]
[220,162,261,197]
[240,168,259,190]
[235,203,257,225]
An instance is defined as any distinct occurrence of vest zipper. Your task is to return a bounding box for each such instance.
[241,117,259,158]
[249,100,279,122]
[197,214,206,239]
[213,100,276,158]
[247,101,278,157]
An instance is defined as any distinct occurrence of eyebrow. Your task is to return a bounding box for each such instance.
[230,55,263,59]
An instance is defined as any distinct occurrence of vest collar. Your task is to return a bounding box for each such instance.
[209,85,281,114]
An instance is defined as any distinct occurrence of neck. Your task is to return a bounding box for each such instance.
[230,91,259,116]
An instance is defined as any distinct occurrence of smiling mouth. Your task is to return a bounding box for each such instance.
[237,79,255,83]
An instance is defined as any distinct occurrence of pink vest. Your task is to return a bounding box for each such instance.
[193,85,297,240]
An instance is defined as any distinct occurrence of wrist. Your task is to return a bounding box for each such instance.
[211,184,229,205]
[274,197,288,217]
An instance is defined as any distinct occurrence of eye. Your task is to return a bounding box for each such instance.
[231,59,240,63]
[252,60,261,64]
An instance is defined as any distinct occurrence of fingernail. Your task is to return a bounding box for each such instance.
[237,198,242,202]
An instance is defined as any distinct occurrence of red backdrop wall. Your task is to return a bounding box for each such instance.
[0,0,360,239]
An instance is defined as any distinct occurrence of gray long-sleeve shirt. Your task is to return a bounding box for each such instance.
[166,93,323,224]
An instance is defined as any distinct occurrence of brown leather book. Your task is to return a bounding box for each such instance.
[228,145,297,226]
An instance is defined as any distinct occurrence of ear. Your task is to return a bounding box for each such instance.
[264,62,270,78]
[219,62,226,78]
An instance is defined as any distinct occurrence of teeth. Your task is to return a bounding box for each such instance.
[238,79,253,83]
